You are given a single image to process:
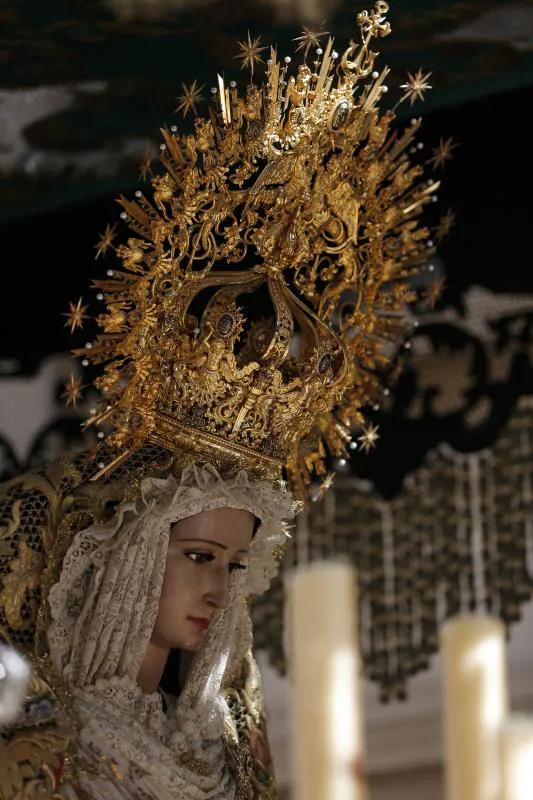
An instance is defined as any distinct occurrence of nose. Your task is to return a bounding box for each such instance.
[205,565,230,610]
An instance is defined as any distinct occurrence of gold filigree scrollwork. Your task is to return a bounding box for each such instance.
[74,1,444,498]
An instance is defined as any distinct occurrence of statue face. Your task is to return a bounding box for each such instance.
[151,507,255,651]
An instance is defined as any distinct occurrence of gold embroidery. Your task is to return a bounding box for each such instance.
[0,542,43,631]
[0,664,75,800]
[0,500,22,540]
[177,750,213,777]
[225,652,279,798]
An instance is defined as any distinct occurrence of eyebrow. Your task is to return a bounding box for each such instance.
[177,537,248,555]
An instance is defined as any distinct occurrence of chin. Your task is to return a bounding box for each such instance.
[179,633,205,652]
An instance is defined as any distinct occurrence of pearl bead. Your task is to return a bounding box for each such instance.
[316,48,323,56]
[159,144,166,151]
[120,212,127,220]
[107,270,114,276]
[383,388,390,396]
[338,458,347,467]
[85,342,92,349]
[82,359,89,367]
[411,118,417,125]
[284,56,291,64]
[267,59,272,66]
[372,71,379,79]
[332,51,338,59]
[417,142,424,149]
[349,441,358,450]
[229,80,237,88]
[97,431,105,439]
[96,293,104,300]
[90,408,96,415]
[135,190,142,197]
[404,341,412,349]
[381,85,388,93]
[427,239,434,247]
[98,463,105,470]
[210,87,217,94]
[171,125,177,132]
[373,403,380,411]
[428,263,435,272]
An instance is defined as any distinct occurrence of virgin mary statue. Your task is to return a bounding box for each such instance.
[1,444,294,799]
[1,2,436,797]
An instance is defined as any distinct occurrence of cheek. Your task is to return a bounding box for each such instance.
[153,557,207,650]
[159,556,199,614]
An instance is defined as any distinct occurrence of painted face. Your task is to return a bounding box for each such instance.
[151,507,255,651]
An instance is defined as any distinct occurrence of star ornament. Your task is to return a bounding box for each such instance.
[430,137,458,170]
[424,277,446,310]
[235,32,267,78]
[400,69,433,106]
[175,80,205,118]
[138,143,153,182]
[95,223,117,260]
[293,26,328,57]
[435,208,456,243]
[63,298,89,334]
[62,374,84,407]
[310,471,336,502]
[358,424,380,454]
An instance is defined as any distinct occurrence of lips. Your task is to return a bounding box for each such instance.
[187,617,211,631]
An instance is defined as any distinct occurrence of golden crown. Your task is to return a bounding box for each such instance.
[66,1,444,499]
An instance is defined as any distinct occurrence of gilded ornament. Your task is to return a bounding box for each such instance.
[330,100,350,131]
[64,2,446,500]
[0,543,43,631]
[316,352,332,375]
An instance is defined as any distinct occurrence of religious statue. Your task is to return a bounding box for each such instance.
[0,3,439,797]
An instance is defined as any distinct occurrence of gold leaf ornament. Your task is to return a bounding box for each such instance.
[72,1,446,501]
[0,542,44,630]
[0,500,22,540]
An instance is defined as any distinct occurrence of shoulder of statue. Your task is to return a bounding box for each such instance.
[225,649,280,800]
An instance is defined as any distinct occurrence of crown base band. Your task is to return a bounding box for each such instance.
[149,412,285,482]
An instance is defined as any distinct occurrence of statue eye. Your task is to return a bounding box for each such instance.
[185,552,214,564]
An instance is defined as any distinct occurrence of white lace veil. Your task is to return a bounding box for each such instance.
[46,463,295,799]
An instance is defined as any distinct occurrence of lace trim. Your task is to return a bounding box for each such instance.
[68,684,234,800]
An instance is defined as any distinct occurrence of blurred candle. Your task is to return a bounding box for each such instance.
[441,616,508,800]
[501,715,533,800]
[288,562,365,800]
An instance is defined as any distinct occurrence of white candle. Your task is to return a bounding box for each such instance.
[441,616,508,800]
[288,561,365,800]
[501,715,533,800]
